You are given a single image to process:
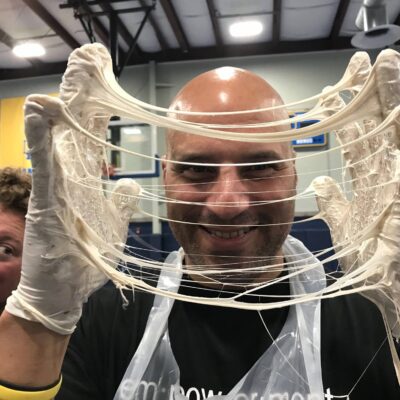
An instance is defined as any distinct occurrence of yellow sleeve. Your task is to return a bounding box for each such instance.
[0,376,62,400]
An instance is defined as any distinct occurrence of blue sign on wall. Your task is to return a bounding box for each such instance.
[290,113,327,148]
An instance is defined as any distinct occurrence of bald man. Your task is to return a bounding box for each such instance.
[0,68,399,400]
[164,67,296,288]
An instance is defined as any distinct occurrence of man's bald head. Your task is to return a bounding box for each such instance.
[167,66,291,154]
[163,67,296,287]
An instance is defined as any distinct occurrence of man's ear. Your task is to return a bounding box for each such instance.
[292,149,298,186]
[161,154,167,181]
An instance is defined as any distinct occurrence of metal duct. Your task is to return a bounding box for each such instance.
[351,0,400,49]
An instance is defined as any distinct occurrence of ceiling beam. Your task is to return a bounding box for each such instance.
[0,27,42,68]
[82,0,147,72]
[159,0,189,52]
[272,0,282,45]
[142,38,353,65]
[330,0,351,40]
[395,12,400,45]
[98,0,145,56]
[79,1,143,64]
[206,0,222,48]
[61,0,147,6]
[88,13,111,45]
[73,0,111,45]
[117,3,154,77]
[0,61,67,80]
[137,0,168,51]
[0,38,355,81]
[0,27,14,48]
[22,0,80,49]
[395,12,400,26]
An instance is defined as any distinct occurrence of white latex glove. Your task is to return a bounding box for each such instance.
[5,93,140,335]
[311,49,400,338]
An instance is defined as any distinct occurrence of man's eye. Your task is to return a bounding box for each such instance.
[250,164,270,171]
[176,165,216,180]
[242,161,286,178]
[242,164,275,177]
[0,245,14,258]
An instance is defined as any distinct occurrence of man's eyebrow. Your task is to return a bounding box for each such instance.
[171,151,286,166]
[172,154,219,164]
[240,151,285,162]
[0,234,19,244]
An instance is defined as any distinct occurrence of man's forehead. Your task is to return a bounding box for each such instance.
[169,67,287,121]
[167,131,291,160]
[166,67,291,156]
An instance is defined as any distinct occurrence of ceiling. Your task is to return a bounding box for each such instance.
[0,0,399,81]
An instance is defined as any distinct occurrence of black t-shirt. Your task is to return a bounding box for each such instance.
[58,275,400,400]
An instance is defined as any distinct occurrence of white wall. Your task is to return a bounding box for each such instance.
[0,47,388,219]
[0,74,62,98]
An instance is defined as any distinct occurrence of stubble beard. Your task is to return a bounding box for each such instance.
[166,186,296,288]
[168,211,293,290]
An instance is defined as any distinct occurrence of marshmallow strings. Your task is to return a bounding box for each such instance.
[25,43,400,384]
[38,41,397,304]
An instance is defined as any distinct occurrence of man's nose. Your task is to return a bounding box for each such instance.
[205,168,250,221]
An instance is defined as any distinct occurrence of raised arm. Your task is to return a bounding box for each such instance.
[0,89,138,397]
[312,49,400,381]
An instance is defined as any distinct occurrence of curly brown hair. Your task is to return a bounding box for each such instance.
[0,168,32,215]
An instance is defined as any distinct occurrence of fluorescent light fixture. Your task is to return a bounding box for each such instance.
[13,42,45,58]
[229,20,263,38]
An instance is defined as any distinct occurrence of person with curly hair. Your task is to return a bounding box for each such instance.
[0,168,31,312]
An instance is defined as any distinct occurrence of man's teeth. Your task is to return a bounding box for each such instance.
[210,228,251,239]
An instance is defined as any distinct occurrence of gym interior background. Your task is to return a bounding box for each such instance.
[1,0,400,268]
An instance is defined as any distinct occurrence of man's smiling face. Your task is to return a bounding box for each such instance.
[163,67,296,287]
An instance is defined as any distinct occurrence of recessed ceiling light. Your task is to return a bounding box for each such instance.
[229,20,263,38]
[12,42,45,58]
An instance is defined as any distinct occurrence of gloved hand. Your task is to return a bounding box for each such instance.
[312,49,400,338]
[6,52,140,334]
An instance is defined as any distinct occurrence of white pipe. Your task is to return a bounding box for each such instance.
[149,60,161,235]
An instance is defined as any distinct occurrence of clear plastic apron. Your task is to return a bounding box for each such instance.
[114,236,326,400]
